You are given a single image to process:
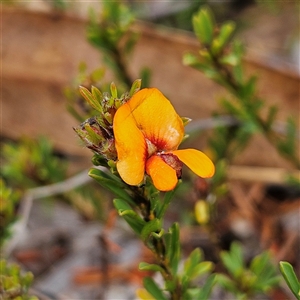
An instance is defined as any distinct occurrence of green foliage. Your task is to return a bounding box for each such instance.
[0,180,20,247]
[184,7,300,168]
[216,242,281,298]
[87,1,136,88]
[1,137,68,189]
[143,276,168,300]
[66,1,152,123]
[279,261,300,300]
[0,259,37,300]
[65,62,106,122]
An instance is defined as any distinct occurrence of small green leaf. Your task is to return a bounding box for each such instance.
[143,277,168,300]
[79,86,103,112]
[220,242,244,278]
[193,7,215,45]
[197,274,216,300]
[250,251,271,277]
[139,262,164,273]
[183,53,204,70]
[110,82,118,98]
[190,261,214,279]
[113,199,146,235]
[89,168,134,204]
[141,218,162,242]
[213,21,236,53]
[279,261,300,300]
[91,86,103,113]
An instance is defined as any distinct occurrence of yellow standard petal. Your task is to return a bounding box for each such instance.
[113,99,147,186]
[127,88,184,151]
[172,149,215,178]
[146,155,178,191]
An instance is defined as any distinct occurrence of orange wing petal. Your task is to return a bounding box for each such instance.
[113,100,147,186]
[128,88,184,151]
[172,149,215,178]
[146,155,178,191]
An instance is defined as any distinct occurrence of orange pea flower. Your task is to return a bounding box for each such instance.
[113,88,215,191]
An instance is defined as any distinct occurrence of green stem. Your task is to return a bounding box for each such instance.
[111,47,133,88]
[133,186,182,300]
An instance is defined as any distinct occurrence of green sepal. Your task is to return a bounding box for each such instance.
[143,277,168,300]
[88,168,134,205]
[83,123,103,144]
[279,261,300,300]
[113,199,146,235]
[79,86,103,112]
[141,218,162,242]
[192,7,215,45]
[181,117,192,126]
[91,154,108,167]
[91,86,103,113]
[110,82,118,98]
[139,262,165,273]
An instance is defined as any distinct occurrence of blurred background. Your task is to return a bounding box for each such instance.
[1,0,299,299]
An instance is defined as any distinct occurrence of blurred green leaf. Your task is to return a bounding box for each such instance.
[143,277,168,300]
[220,242,244,278]
[139,262,165,273]
[213,21,236,53]
[215,273,239,294]
[196,274,216,300]
[193,7,215,45]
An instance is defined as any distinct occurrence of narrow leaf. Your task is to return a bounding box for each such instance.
[139,262,164,273]
[129,79,142,96]
[113,199,146,235]
[279,261,300,300]
[79,86,102,112]
[89,168,134,204]
[193,7,215,45]
[167,223,180,274]
[196,274,216,300]
[143,277,168,300]
[141,218,162,242]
